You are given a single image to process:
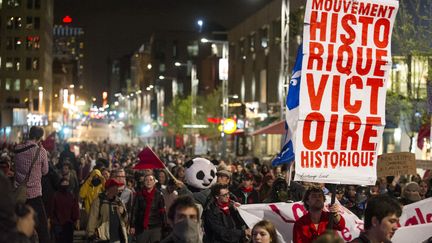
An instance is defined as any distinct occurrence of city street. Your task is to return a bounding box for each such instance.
[68,122,132,144]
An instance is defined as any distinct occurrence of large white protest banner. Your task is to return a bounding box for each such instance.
[238,197,363,243]
[239,198,432,243]
[391,223,432,243]
[294,0,399,185]
[399,197,432,226]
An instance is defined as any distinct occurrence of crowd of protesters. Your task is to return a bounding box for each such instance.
[1,126,432,243]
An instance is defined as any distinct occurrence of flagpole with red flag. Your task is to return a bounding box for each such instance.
[133,146,177,181]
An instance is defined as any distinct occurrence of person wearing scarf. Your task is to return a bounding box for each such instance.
[203,184,251,243]
[233,173,260,204]
[130,174,166,243]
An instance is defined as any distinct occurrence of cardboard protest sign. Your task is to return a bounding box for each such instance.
[376,152,416,177]
[416,160,432,170]
[294,0,399,185]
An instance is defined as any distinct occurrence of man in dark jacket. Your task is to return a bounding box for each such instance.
[58,143,78,173]
[130,174,166,243]
[232,173,259,204]
[203,184,250,243]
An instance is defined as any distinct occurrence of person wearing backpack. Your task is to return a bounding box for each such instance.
[14,126,50,243]
[87,178,128,243]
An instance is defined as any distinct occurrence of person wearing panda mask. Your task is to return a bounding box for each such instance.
[180,158,238,206]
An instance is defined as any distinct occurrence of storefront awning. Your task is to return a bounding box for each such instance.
[251,120,286,135]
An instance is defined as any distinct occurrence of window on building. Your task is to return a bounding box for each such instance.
[7,17,14,29]
[249,33,256,53]
[273,20,281,45]
[7,0,21,8]
[14,37,22,49]
[32,79,39,90]
[260,27,269,48]
[6,37,13,50]
[187,43,199,57]
[16,17,22,29]
[79,42,84,49]
[34,0,40,8]
[32,58,39,70]
[172,40,178,59]
[26,16,33,29]
[5,79,12,90]
[26,57,31,70]
[5,58,13,70]
[159,63,166,72]
[14,58,20,71]
[14,79,20,91]
[239,39,245,59]
[34,17,40,29]
[26,36,40,50]
[25,79,32,90]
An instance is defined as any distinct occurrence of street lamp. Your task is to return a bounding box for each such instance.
[202,38,230,159]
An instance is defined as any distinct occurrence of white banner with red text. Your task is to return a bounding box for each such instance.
[238,199,363,243]
[294,0,399,185]
[238,198,432,243]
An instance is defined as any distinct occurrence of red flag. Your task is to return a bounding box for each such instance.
[133,146,165,170]
[417,124,430,149]
[42,132,56,152]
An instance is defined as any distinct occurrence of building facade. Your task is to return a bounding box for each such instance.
[0,0,53,142]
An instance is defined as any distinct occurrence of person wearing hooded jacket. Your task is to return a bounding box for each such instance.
[79,161,106,214]
[87,178,128,243]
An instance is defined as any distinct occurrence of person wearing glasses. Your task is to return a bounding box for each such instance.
[203,184,251,243]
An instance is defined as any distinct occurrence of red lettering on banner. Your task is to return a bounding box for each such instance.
[356,47,373,75]
[366,78,384,114]
[341,115,361,150]
[331,152,339,168]
[326,44,335,71]
[330,13,338,43]
[342,227,353,241]
[331,75,340,111]
[344,76,363,113]
[341,14,356,45]
[416,208,426,224]
[306,73,328,110]
[405,216,419,226]
[362,117,381,151]
[358,16,373,46]
[374,19,390,48]
[315,151,323,167]
[303,112,325,150]
[308,42,324,70]
[310,11,327,41]
[327,114,338,149]
[269,204,296,224]
[292,203,307,220]
[374,49,388,77]
[336,45,353,75]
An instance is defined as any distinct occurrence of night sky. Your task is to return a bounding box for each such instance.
[55,0,274,100]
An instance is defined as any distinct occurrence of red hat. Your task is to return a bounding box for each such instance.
[105,178,124,189]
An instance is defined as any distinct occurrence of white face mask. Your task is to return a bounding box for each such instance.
[172,218,203,243]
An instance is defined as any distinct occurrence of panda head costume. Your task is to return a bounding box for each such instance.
[184,157,217,192]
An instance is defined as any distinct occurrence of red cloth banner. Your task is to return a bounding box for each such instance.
[133,146,165,170]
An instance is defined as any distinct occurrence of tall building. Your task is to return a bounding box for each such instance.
[53,16,85,88]
[52,16,85,122]
[0,0,54,142]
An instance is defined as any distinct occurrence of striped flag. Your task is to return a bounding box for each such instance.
[272,44,303,167]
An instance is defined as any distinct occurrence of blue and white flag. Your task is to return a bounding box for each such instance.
[272,44,303,167]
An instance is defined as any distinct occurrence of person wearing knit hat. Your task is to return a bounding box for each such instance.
[399,182,421,205]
